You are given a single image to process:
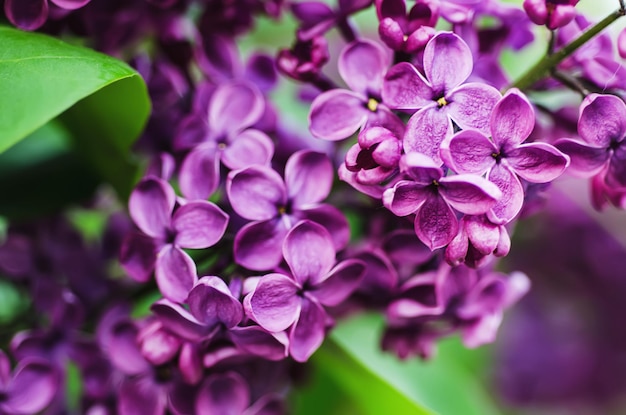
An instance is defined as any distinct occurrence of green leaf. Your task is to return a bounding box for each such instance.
[324,313,503,415]
[0,25,150,197]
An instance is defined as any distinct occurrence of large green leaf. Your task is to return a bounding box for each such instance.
[312,313,502,415]
[0,25,150,198]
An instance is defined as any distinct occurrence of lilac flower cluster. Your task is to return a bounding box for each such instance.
[3,0,626,413]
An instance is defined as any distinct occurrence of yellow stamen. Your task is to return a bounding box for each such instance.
[278,206,287,215]
[367,98,379,112]
[437,97,448,107]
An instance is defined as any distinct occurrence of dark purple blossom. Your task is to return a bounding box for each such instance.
[375,0,438,53]
[122,176,229,302]
[244,220,365,362]
[309,39,403,141]
[441,88,569,223]
[227,150,349,270]
[344,126,402,186]
[382,31,502,164]
[4,0,90,31]
[383,152,502,250]
[523,0,578,30]
[445,214,511,268]
[276,36,330,86]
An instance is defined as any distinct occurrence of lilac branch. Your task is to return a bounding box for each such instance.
[511,6,626,91]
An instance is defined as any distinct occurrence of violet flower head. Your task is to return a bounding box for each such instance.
[556,94,626,192]
[122,176,229,302]
[0,351,58,414]
[382,31,502,164]
[383,152,502,250]
[375,0,438,53]
[441,88,569,224]
[4,0,91,31]
[277,35,330,84]
[523,0,578,30]
[227,150,349,270]
[244,220,366,362]
[177,81,274,200]
[309,39,403,141]
[345,126,402,185]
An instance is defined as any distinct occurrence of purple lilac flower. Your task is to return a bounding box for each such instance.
[290,0,372,41]
[276,36,331,87]
[375,0,438,53]
[309,39,403,141]
[4,0,90,30]
[556,94,626,190]
[523,0,578,30]
[176,81,274,200]
[383,152,502,250]
[0,351,58,414]
[227,150,349,270]
[445,214,510,268]
[344,126,402,186]
[441,88,569,224]
[244,220,365,362]
[121,176,229,302]
[382,31,502,164]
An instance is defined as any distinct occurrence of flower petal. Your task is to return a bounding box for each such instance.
[446,83,501,134]
[555,138,609,177]
[289,297,327,362]
[423,32,473,93]
[221,129,274,170]
[578,93,626,148]
[403,106,452,165]
[506,142,569,183]
[155,245,197,303]
[187,276,243,329]
[209,82,265,136]
[118,376,167,415]
[383,180,430,217]
[338,39,390,95]
[465,215,500,255]
[441,129,497,174]
[196,372,250,415]
[172,201,229,249]
[486,163,524,224]
[284,220,336,286]
[4,360,57,414]
[234,219,289,271]
[244,273,300,332]
[129,177,174,238]
[226,166,286,221]
[229,326,288,361]
[285,151,333,207]
[439,174,502,215]
[296,204,350,251]
[415,193,458,250]
[382,62,433,109]
[4,0,48,31]
[119,232,158,283]
[309,89,369,141]
[489,88,535,148]
[49,0,90,10]
[150,299,208,341]
[178,143,221,200]
[312,259,366,306]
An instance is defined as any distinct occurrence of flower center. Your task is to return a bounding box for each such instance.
[367,98,379,112]
[436,97,448,107]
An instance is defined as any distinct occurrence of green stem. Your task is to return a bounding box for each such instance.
[510,7,626,91]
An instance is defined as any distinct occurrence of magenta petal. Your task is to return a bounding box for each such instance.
[227,166,286,221]
[108,322,151,375]
[221,129,274,170]
[4,360,57,414]
[383,181,430,217]
[150,300,208,341]
[578,93,626,148]
[439,175,501,215]
[178,143,221,201]
[489,88,535,147]
[286,151,333,207]
[129,177,174,238]
[446,83,501,134]
[506,142,569,183]
[465,215,500,255]
[172,201,229,249]
[50,0,90,9]
[415,193,458,250]
[187,276,243,329]
[338,39,390,95]
[229,326,288,360]
[174,114,208,151]
[118,376,166,415]
[5,0,48,31]
[441,129,497,174]
[382,62,433,109]
[555,138,609,177]
[312,259,365,306]
[155,245,198,303]
[209,82,265,136]
[401,152,443,183]
[296,204,350,251]
[245,273,300,332]
[284,221,336,286]
[423,32,472,92]
[487,163,524,224]
[0,352,9,387]
[234,219,289,271]
[403,106,452,165]
[289,297,327,362]
[120,232,158,283]
[309,90,369,141]
[196,372,250,415]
